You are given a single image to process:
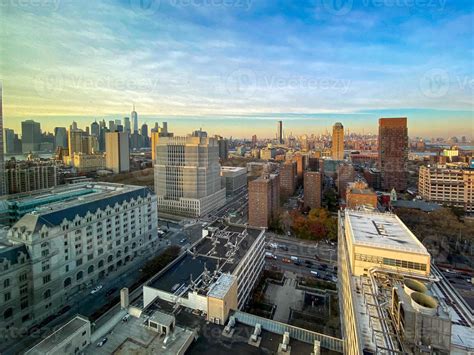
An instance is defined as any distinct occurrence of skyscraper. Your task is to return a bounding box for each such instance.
[68,128,84,156]
[21,120,42,153]
[54,127,68,149]
[279,161,297,200]
[141,123,149,147]
[153,134,226,217]
[0,83,5,195]
[91,121,100,137]
[105,131,130,173]
[4,128,15,154]
[378,117,408,191]
[332,122,344,160]
[123,117,131,133]
[131,105,138,133]
[277,120,283,144]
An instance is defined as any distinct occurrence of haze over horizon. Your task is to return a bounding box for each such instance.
[1,0,473,138]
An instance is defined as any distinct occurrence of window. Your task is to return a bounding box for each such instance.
[76,259,83,267]
[64,278,72,288]
[76,271,83,281]
[43,289,51,299]
[4,308,13,319]
[3,279,10,288]
[21,300,28,310]
[4,292,11,302]
[20,286,28,296]
[43,275,51,284]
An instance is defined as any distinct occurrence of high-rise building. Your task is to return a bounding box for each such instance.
[0,83,5,195]
[150,123,174,162]
[216,135,228,161]
[252,134,257,147]
[5,159,57,194]
[332,122,344,160]
[419,163,473,213]
[21,120,42,153]
[378,117,408,191]
[292,153,306,185]
[123,117,131,133]
[54,127,67,149]
[248,171,280,228]
[277,120,283,144]
[154,134,226,217]
[303,171,322,209]
[141,123,149,147]
[336,163,356,197]
[4,128,15,154]
[279,161,297,199]
[108,120,116,132]
[90,121,100,137]
[131,105,138,133]
[68,128,85,156]
[105,131,130,173]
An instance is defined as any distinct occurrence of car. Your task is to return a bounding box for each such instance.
[90,285,103,294]
[293,261,302,266]
[304,260,313,265]
[97,337,108,347]
[310,270,319,277]
[320,264,328,270]
[180,238,186,244]
[122,314,130,322]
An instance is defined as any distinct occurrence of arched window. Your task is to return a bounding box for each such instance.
[98,260,104,268]
[43,289,51,299]
[88,265,94,274]
[107,255,113,263]
[4,308,12,320]
[3,278,10,288]
[64,278,72,288]
[76,271,83,281]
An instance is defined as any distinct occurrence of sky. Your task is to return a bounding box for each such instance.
[0,0,473,138]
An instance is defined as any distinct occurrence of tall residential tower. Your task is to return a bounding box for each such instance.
[332,122,344,160]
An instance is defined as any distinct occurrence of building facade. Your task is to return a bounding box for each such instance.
[331,122,344,160]
[105,131,130,173]
[154,135,226,218]
[419,164,474,213]
[5,160,57,194]
[303,171,322,209]
[345,181,378,209]
[279,161,297,200]
[220,166,247,196]
[0,183,158,332]
[378,117,408,191]
[248,173,280,228]
[0,84,5,195]
[336,163,356,197]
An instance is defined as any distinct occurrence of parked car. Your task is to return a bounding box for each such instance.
[122,314,130,322]
[310,270,319,277]
[90,285,103,295]
[97,337,108,347]
[180,238,186,244]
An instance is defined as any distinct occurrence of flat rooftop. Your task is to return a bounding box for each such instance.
[27,316,89,355]
[346,210,429,255]
[149,222,262,296]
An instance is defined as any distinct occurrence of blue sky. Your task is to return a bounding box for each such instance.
[1,0,473,138]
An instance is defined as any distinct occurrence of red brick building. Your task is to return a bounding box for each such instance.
[248,173,280,228]
[280,161,297,200]
[346,181,378,209]
[378,117,408,191]
[304,171,322,209]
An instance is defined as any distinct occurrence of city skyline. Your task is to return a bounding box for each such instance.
[2,1,473,139]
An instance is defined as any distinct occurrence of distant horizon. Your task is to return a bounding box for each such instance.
[4,109,473,140]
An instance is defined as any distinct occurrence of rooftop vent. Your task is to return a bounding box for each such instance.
[404,279,427,296]
[410,292,438,316]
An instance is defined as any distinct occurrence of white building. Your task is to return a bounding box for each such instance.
[154,134,226,218]
[220,166,247,196]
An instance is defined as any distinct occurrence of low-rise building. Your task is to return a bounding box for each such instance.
[345,181,377,209]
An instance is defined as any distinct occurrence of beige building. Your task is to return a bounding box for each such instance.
[154,134,226,218]
[337,210,473,354]
[5,160,57,194]
[331,122,344,160]
[419,163,474,213]
[67,153,105,173]
[105,131,130,173]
